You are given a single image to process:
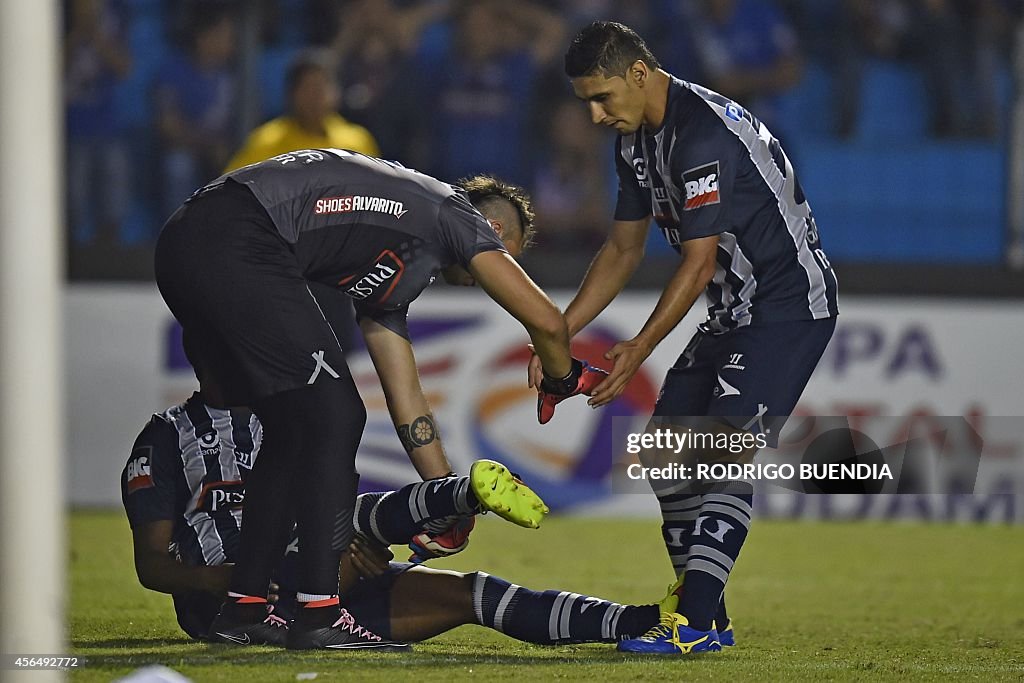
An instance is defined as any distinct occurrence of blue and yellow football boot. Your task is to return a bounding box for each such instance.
[469,459,549,529]
[617,581,721,654]
[717,619,735,647]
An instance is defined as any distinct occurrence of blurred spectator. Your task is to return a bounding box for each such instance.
[426,0,565,185]
[941,0,1019,137]
[532,99,613,250]
[65,0,133,247]
[834,0,1018,138]
[558,0,659,38]
[775,0,844,64]
[681,0,803,136]
[330,0,447,164]
[555,1,699,77]
[154,5,238,217]
[225,50,379,171]
[60,0,1021,279]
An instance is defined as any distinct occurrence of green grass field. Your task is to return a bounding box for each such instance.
[69,510,1023,682]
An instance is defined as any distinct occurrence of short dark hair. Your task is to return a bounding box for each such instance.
[285,49,336,98]
[564,21,660,79]
[459,175,536,249]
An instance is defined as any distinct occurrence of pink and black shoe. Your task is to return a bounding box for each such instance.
[285,606,409,651]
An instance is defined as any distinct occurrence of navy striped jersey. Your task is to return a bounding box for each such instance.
[200,149,506,335]
[121,393,261,567]
[614,77,839,334]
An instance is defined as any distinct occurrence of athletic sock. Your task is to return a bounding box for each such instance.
[295,595,341,627]
[716,595,730,629]
[470,572,659,644]
[678,487,752,631]
[655,490,702,577]
[353,477,478,545]
[220,593,270,622]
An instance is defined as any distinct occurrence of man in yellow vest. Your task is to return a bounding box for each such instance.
[225,50,380,172]
[225,50,381,349]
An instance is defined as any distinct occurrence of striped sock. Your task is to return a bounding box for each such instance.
[470,572,658,644]
[353,477,477,546]
[656,489,702,577]
[678,487,753,631]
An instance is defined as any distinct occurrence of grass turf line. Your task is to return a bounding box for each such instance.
[70,510,1024,681]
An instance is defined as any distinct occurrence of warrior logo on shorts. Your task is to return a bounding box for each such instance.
[714,374,741,398]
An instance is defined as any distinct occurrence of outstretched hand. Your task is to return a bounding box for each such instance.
[536,357,608,424]
[586,337,652,407]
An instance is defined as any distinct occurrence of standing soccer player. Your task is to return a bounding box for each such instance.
[155,150,602,650]
[536,22,838,654]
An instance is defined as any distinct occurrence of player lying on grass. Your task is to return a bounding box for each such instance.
[122,393,658,647]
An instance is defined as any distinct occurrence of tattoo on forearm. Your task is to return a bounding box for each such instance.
[397,415,437,454]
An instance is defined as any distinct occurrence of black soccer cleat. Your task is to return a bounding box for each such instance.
[285,607,410,651]
[208,602,289,646]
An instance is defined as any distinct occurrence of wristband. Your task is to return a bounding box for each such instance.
[540,358,583,396]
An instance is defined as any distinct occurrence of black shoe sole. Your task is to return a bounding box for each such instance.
[286,640,411,651]
[286,631,411,651]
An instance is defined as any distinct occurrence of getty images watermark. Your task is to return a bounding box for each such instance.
[610,415,989,495]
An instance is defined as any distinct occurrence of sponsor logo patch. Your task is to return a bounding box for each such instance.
[725,102,744,122]
[235,450,253,470]
[195,480,246,512]
[197,431,221,458]
[339,250,405,303]
[682,161,720,211]
[632,156,649,188]
[314,195,408,219]
[126,447,154,494]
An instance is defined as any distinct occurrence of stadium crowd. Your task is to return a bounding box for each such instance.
[65,0,1022,274]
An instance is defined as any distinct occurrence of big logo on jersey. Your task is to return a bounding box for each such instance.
[683,161,720,211]
[126,446,154,494]
[340,250,405,303]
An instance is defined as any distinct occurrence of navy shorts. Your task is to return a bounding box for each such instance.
[653,318,836,447]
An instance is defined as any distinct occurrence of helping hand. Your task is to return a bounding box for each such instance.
[536,358,609,424]
[586,338,652,407]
